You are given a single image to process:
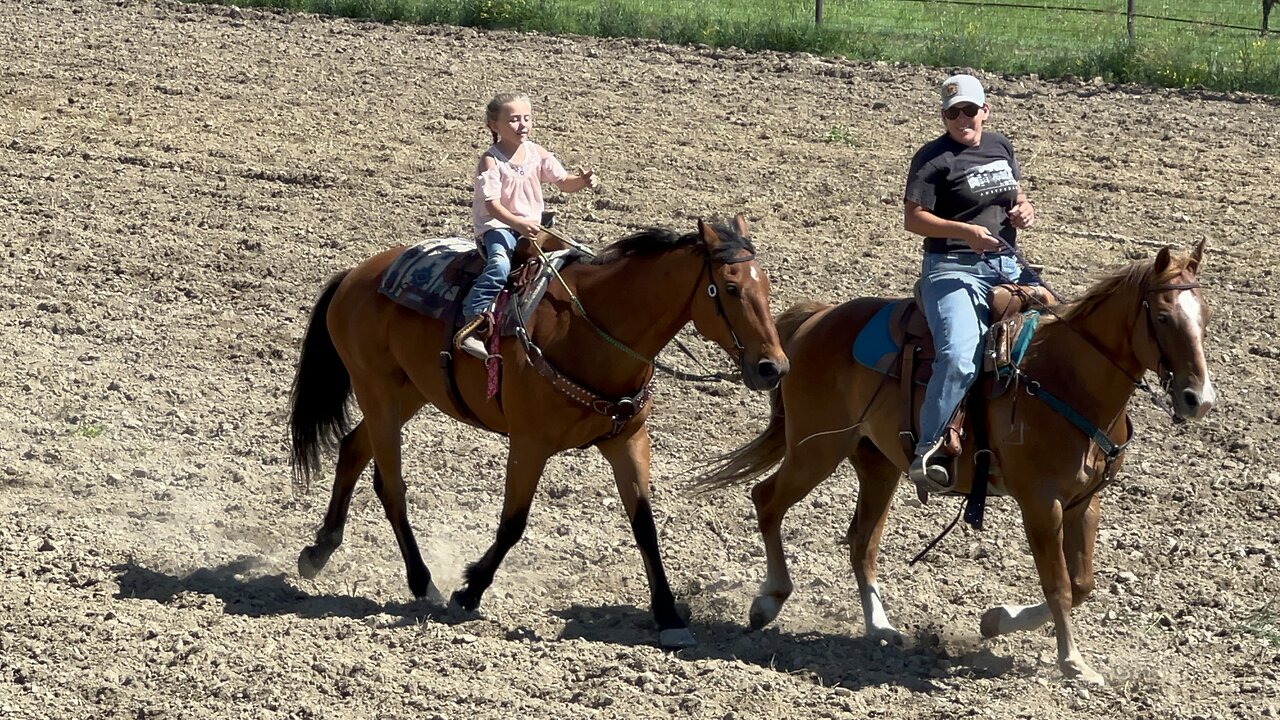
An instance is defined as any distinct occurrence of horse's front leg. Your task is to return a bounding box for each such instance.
[597,425,695,649]
[451,440,551,612]
[1013,495,1105,685]
[980,494,1100,639]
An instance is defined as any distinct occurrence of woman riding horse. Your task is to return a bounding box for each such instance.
[697,241,1214,684]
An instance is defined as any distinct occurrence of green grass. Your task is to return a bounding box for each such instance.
[1240,596,1280,648]
[73,424,105,439]
[205,0,1280,94]
[825,125,861,147]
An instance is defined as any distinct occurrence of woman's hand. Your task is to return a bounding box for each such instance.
[964,224,1003,254]
[1009,197,1036,229]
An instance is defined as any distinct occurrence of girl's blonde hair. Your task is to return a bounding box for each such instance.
[485,92,531,144]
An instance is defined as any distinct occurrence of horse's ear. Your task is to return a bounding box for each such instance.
[1153,246,1173,274]
[698,218,722,250]
[733,212,749,238]
[1188,239,1206,274]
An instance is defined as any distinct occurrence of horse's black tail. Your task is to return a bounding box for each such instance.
[289,270,353,491]
[692,301,829,492]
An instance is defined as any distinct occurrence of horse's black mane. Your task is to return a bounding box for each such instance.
[583,222,755,266]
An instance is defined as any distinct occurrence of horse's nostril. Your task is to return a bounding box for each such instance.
[1181,389,1201,410]
[757,360,779,380]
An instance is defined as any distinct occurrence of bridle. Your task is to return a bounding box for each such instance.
[700,248,757,376]
[512,240,759,439]
[984,253,1205,512]
[985,245,1203,420]
[1140,277,1204,416]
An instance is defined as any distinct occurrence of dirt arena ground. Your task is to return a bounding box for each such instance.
[2,1,1279,718]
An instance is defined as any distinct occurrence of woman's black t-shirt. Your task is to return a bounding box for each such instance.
[904,131,1021,253]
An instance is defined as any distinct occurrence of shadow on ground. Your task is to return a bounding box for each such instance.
[112,558,1024,691]
[552,602,1022,692]
[112,556,461,624]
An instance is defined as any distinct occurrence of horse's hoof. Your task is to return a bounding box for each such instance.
[450,588,480,612]
[748,595,782,630]
[866,626,904,646]
[1062,659,1106,686]
[297,547,324,580]
[979,607,1006,639]
[424,582,445,606]
[659,628,697,649]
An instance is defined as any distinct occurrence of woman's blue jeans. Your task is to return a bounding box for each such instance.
[913,252,1033,457]
[462,228,518,321]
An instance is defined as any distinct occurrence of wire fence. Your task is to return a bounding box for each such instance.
[812,0,1276,35]
[608,0,1280,87]
[213,0,1280,92]
[804,0,1278,52]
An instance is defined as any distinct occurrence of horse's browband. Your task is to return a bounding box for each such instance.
[716,251,752,265]
[1145,281,1201,293]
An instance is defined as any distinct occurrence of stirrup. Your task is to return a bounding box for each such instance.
[454,315,491,360]
[909,441,953,502]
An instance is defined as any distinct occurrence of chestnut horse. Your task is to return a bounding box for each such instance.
[696,242,1213,682]
[289,216,788,648]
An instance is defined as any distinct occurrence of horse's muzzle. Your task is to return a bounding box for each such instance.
[1172,377,1216,421]
[745,356,789,391]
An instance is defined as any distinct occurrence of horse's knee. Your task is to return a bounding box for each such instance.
[1071,575,1095,607]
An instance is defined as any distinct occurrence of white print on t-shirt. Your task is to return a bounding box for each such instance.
[964,160,1017,197]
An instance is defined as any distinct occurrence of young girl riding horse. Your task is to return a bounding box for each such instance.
[456,92,600,359]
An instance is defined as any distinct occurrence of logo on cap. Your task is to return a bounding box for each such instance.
[944,83,960,97]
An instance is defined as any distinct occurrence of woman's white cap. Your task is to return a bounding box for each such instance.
[940,74,985,109]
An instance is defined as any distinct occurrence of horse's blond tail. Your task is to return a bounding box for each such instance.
[692,301,830,492]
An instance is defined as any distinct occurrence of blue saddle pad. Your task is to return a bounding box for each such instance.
[852,302,899,373]
[852,303,1042,377]
[378,238,479,323]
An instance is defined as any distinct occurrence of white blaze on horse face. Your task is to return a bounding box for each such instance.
[1176,291,1216,403]
[749,265,759,282]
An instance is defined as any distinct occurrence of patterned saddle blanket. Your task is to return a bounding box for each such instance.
[377,238,578,334]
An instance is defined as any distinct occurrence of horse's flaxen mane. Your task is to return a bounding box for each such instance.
[586,223,755,266]
[1054,249,1193,322]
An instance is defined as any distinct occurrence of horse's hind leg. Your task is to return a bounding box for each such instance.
[298,421,373,579]
[749,431,847,630]
[451,440,551,612]
[354,382,441,602]
[846,439,903,644]
[597,426,694,649]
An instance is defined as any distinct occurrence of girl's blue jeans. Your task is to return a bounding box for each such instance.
[462,228,518,321]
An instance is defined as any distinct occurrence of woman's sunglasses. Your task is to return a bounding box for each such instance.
[943,104,983,120]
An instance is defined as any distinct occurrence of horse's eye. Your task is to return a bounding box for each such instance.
[1156,312,1172,325]
[725,283,740,297]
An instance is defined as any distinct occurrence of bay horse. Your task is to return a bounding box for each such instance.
[696,241,1213,683]
[288,215,788,649]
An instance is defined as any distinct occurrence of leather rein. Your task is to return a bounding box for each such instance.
[992,257,1204,512]
[513,247,755,441]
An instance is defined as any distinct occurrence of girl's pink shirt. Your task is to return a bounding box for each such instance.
[472,141,568,235]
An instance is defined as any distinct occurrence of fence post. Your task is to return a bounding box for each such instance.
[816,0,824,25]
[1127,0,1136,41]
